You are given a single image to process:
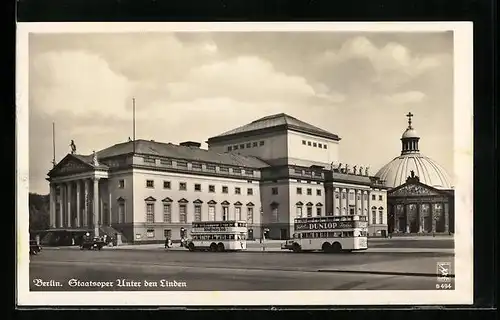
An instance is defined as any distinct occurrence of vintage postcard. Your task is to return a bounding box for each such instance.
[16,22,473,306]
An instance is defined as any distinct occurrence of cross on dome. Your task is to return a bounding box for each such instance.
[406,112,414,128]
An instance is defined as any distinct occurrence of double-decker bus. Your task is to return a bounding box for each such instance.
[185,220,248,252]
[282,215,368,253]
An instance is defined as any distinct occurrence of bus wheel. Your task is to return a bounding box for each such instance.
[188,242,195,252]
[331,242,342,253]
[217,242,225,252]
[322,242,332,253]
[210,243,217,252]
[292,243,301,253]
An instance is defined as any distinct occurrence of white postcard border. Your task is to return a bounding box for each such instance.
[16,21,473,306]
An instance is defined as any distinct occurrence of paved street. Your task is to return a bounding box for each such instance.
[30,246,455,291]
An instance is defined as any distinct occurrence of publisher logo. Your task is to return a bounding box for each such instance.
[436,262,452,282]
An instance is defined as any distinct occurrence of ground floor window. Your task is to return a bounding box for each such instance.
[306,207,312,217]
[296,206,303,218]
[146,229,155,238]
[164,229,171,239]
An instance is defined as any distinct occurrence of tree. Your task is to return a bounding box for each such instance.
[29,193,50,231]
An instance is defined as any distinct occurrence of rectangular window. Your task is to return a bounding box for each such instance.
[323,144,327,149]
[307,188,312,195]
[379,210,384,224]
[227,146,232,152]
[118,180,125,188]
[194,205,202,222]
[379,195,383,201]
[296,187,302,195]
[179,182,187,191]
[208,206,216,221]
[233,145,238,150]
[247,188,253,195]
[247,207,254,223]
[316,207,322,216]
[245,169,254,175]
[146,180,154,188]
[118,203,125,223]
[372,194,376,200]
[235,207,242,220]
[259,141,264,146]
[146,229,155,238]
[240,144,245,149]
[233,168,241,174]
[372,211,377,224]
[177,161,187,168]
[304,170,311,175]
[296,206,303,218]
[294,169,302,174]
[220,167,229,173]
[179,205,187,223]
[163,204,171,223]
[252,142,258,147]
[206,164,216,171]
[349,207,355,215]
[313,142,317,147]
[143,157,155,164]
[222,186,228,193]
[306,207,312,217]
[272,207,279,222]
[163,181,171,189]
[302,140,306,145]
[164,229,172,239]
[235,187,241,195]
[246,143,252,148]
[272,187,278,195]
[307,141,312,146]
[208,185,215,193]
[194,183,201,191]
[222,206,229,221]
[316,189,322,196]
[146,203,155,223]
[192,163,202,170]
[318,143,322,148]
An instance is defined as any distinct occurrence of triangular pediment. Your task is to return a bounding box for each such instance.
[390,181,442,197]
[306,202,314,206]
[316,202,323,207]
[117,197,125,202]
[246,202,254,207]
[48,154,94,177]
[178,198,189,203]
[207,200,217,205]
[296,201,304,206]
[144,196,156,202]
[193,199,203,204]
[221,200,230,206]
[234,201,243,206]
[162,197,173,203]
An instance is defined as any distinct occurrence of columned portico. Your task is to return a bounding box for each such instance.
[66,182,72,228]
[49,183,56,228]
[93,177,100,237]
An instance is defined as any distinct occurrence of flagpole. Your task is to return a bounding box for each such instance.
[133,97,136,153]
[52,122,56,167]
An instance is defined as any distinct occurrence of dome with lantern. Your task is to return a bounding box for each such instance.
[375,112,453,190]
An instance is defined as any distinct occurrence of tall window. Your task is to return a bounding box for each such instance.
[235,207,242,220]
[222,206,229,221]
[163,204,171,223]
[208,205,216,221]
[296,206,303,218]
[118,180,125,188]
[307,207,312,217]
[316,207,322,216]
[271,187,278,195]
[378,208,384,224]
[146,180,154,188]
[179,204,187,223]
[247,207,254,223]
[209,185,215,193]
[296,187,302,195]
[306,188,312,195]
[146,203,155,223]
[272,207,279,222]
[372,210,377,224]
[194,205,202,222]
[235,187,241,195]
[118,202,125,223]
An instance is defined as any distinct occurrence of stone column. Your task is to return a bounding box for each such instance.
[66,182,72,228]
[334,188,340,216]
[83,179,89,227]
[405,204,410,233]
[362,190,368,216]
[49,183,56,228]
[418,203,423,233]
[394,204,399,232]
[108,192,112,226]
[76,180,81,227]
[58,185,64,228]
[355,190,361,215]
[444,202,449,233]
[93,177,100,237]
[339,188,345,216]
[431,203,436,233]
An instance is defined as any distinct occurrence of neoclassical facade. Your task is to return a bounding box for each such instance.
[47,113,389,243]
[375,113,455,235]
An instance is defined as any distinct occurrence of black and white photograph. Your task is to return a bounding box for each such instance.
[16,22,473,306]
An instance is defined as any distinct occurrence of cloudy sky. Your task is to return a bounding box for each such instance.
[28,30,454,194]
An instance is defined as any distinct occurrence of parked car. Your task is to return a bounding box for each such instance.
[80,236,105,250]
[29,240,42,255]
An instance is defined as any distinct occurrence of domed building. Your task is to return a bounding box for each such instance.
[375,113,455,235]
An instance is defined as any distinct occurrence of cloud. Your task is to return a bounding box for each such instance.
[384,91,427,104]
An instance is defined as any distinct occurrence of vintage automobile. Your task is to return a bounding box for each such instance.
[80,236,105,250]
[29,240,42,255]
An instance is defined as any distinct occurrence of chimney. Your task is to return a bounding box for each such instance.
[180,141,201,148]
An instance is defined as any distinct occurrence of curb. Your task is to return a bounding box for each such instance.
[317,269,455,278]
